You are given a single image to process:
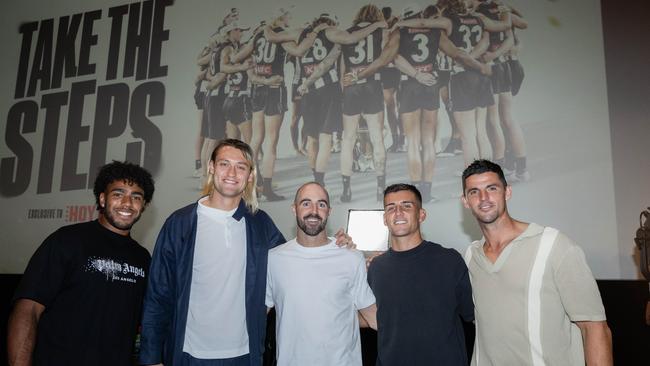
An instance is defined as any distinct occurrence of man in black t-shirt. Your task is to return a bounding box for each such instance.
[366,183,474,365]
[7,161,155,366]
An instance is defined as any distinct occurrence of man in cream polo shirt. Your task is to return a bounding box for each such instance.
[460,159,612,366]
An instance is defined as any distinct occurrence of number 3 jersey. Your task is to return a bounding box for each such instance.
[398,26,441,80]
[341,22,383,83]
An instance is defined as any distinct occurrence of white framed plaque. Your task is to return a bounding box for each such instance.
[346,209,389,252]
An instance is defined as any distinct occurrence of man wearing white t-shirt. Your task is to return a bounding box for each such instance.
[265,182,377,366]
[461,159,612,366]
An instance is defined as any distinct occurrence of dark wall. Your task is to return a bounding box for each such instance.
[602,0,650,276]
[0,275,19,366]
[2,275,648,366]
[597,281,650,365]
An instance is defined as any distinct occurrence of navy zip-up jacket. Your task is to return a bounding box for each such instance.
[138,200,285,365]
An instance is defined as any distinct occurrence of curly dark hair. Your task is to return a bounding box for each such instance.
[93,161,155,211]
[383,183,422,208]
[461,159,508,193]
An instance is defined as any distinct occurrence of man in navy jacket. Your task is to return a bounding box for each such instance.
[139,139,285,366]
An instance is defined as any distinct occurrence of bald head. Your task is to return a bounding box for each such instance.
[293,182,331,239]
[293,182,330,207]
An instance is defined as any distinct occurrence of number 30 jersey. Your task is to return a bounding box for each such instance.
[398,26,441,80]
[341,22,383,83]
[253,27,287,78]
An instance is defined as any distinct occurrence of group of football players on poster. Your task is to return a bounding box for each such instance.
[192,0,528,203]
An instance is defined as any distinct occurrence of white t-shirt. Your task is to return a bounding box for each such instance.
[183,198,249,359]
[265,238,376,366]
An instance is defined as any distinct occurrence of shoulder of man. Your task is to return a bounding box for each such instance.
[165,202,197,221]
[44,220,100,247]
[155,202,198,241]
[245,207,273,226]
[129,238,153,261]
[543,227,586,263]
[58,219,97,233]
[424,241,466,262]
[334,245,367,266]
[269,239,293,254]
[367,249,390,271]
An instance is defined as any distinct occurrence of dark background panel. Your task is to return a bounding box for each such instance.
[1,275,648,365]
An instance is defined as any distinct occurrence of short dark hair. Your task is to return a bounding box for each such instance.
[383,183,422,207]
[93,161,155,210]
[461,159,508,193]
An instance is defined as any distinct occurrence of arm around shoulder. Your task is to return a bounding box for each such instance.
[358,304,377,330]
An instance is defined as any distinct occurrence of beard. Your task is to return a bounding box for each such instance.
[297,214,327,236]
[102,207,141,232]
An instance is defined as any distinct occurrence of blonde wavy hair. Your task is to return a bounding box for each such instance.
[353,4,384,25]
[202,138,259,213]
[437,0,467,16]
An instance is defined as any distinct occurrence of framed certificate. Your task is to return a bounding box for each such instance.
[346,209,389,252]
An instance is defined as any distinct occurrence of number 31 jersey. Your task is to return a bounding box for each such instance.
[341,23,383,82]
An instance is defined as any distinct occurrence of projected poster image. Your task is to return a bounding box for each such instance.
[192,0,546,203]
[0,0,621,277]
[181,0,618,277]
